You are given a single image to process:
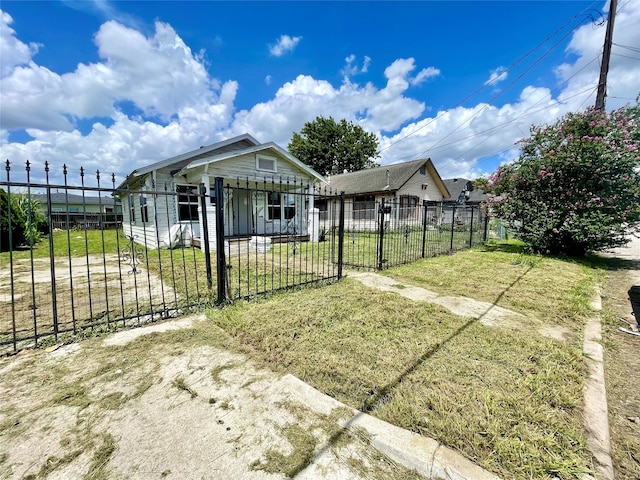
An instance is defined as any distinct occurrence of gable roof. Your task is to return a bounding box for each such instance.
[442,178,488,203]
[180,141,327,183]
[326,158,449,198]
[119,133,326,188]
[130,133,261,179]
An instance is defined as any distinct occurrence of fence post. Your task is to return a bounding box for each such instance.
[214,178,226,303]
[483,212,489,242]
[421,200,428,258]
[5,160,17,352]
[449,203,456,252]
[337,192,345,279]
[199,183,213,292]
[468,205,475,247]
[377,198,386,270]
[44,163,59,338]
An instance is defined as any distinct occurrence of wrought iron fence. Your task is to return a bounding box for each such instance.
[1,160,488,354]
[316,194,488,271]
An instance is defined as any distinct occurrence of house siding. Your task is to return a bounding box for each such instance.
[122,144,321,250]
[395,168,445,202]
[182,152,313,185]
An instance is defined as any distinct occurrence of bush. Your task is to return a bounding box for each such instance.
[0,189,25,251]
[486,105,640,256]
[0,190,47,251]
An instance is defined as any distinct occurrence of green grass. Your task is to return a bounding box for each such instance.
[206,243,598,480]
[0,228,122,261]
[384,242,599,329]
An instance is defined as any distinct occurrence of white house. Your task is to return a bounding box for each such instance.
[118,134,326,250]
[321,158,450,229]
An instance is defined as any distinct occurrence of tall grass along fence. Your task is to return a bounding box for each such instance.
[1,161,487,354]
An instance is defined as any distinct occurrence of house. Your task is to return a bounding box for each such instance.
[442,178,488,205]
[440,178,488,225]
[33,193,122,229]
[118,133,326,250]
[322,158,450,229]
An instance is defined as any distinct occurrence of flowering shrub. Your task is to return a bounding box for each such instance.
[485,105,640,256]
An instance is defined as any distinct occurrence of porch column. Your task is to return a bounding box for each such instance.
[199,174,217,252]
[307,185,319,241]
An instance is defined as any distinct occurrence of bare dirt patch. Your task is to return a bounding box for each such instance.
[0,254,177,353]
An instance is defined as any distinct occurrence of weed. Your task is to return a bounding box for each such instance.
[171,376,197,398]
[210,362,237,384]
[252,423,317,477]
[84,433,116,480]
[208,251,592,480]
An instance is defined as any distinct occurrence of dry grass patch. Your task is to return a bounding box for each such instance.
[208,258,594,479]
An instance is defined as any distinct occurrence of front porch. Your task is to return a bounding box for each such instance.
[191,233,312,256]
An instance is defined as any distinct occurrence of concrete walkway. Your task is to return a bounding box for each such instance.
[102,316,502,480]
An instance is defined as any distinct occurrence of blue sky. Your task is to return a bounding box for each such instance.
[1,0,639,186]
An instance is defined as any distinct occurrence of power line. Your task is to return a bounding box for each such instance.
[377,4,601,156]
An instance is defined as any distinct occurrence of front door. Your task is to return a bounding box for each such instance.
[232,189,253,236]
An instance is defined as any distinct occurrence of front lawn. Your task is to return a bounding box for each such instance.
[207,241,599,479]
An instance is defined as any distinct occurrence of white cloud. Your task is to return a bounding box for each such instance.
[268,34,301,57]
[555,0,640,110]
[0,18,236,133]
[484,66,508,86]
[341,55,371,76]
[411,67,440,86]
[0,11,39,76]
[1,0,639,186]
[265,75,272,85]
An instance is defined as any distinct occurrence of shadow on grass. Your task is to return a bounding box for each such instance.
[285,266,534,479]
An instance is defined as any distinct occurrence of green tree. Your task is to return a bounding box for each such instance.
[0,190,47,251]
[485,104,640,256]
[288,116,379,176]
[0,189,25,251]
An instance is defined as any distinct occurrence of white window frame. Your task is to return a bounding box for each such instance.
[256,154,277,173]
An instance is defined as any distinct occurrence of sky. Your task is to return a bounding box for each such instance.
[1,0,639,187]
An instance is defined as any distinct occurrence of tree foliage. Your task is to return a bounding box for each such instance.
[0,190,47,252]
[288,116,379,176]
[485,105,640,256]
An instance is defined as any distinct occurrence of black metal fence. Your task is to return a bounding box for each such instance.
[318,195,488,271]
[1,161,487,354]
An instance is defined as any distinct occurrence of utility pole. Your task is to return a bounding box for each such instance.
[595,0,617,110]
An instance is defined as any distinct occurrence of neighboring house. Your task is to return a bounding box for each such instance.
[441,178,488,225]
[33,193,122,229]
[442,178,488,205]
[118,133,326,250]
[323,158,450,229]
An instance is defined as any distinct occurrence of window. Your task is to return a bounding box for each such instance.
[129,194,136,222]
[399,195,419,220]
[352,195,375,220]
[139,194,149,223]
[283,194,296,220]
[256,154,277,172]
[176,185,199,222]
[419,165,426,175]
[267,192,281,220]
[316,199,329,221]
[267,192,295,220]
